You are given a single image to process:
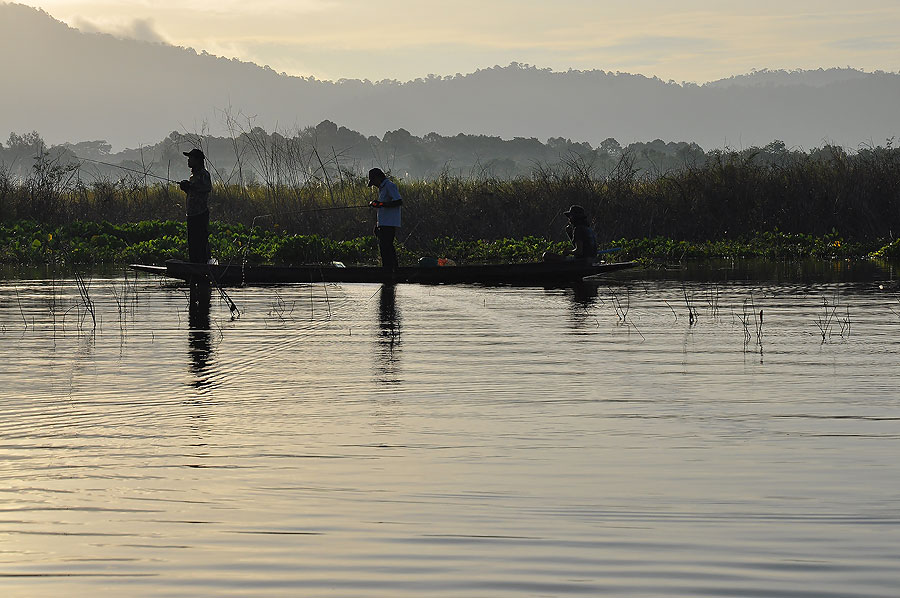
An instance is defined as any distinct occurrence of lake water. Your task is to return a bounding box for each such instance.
[1,262,899,597]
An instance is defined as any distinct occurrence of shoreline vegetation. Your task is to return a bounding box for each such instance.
[0,220,900,266]
[2,220,897,269]
[1,136,899,267]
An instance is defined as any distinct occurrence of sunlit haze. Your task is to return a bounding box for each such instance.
[23,0,900,82]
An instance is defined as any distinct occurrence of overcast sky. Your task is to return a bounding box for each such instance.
[25,0,900,82]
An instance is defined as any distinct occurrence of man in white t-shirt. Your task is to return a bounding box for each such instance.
[367,168,403,271]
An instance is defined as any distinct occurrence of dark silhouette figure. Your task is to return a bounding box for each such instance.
[367,168,402,272]
[563,205,599,260]
[543,205,599,262]
[179,148,212,264]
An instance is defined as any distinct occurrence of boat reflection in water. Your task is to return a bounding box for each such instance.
[187,281,214,388]
[375,283,402,384]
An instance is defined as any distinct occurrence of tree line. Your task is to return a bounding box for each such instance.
[1,122,705,182]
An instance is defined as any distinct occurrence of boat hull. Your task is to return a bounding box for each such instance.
[131,259,637,286]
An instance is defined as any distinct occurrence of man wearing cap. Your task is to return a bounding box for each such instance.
[544,204,599,262]
[179,149,213,264]
[563,204,598,260]
[367,168,403,272]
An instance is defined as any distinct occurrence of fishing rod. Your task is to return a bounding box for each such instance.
[244,204,373,239]
[75,155,190,212]
[204,265,240,320]
[250,204,370,222]
[75,156,179,183]
[75,157,379,217]
[75,156,382,213]
[76,155,380,268]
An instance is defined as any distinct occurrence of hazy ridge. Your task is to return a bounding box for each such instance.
[1,2,899,152]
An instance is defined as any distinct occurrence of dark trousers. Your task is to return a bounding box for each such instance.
[187,210,209,264]
[375,226,398,270]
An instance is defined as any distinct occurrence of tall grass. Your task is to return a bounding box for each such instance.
[1,142,898,263]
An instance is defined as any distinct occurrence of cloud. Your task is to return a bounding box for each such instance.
[73,16,168,43]
[206,0,336,12]
[601,35,725,56]
[34,0,900,84]
[125,18,166,43]
[827,36,900,52]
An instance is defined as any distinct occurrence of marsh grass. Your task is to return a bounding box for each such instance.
[838,306,851,337]
[815,296,840,342]
[266,289,296,324]
[2,142,899,265]
[682,285,698,326]
[736,299,753,344]
[110,268,140,331]
[888,298,900,320]
[607,285,644,338]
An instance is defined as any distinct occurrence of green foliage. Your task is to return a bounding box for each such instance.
[611,231,871,261]
[0,219,184,265]
[0,219,383,266]
[3,219,886,266]
[422,236,560,263]
[870,239,900,259]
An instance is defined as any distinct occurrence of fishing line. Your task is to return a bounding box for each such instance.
[205,264,241,320]
[249,204,371,222]
[73,155,187,211]
[238,204,373,280]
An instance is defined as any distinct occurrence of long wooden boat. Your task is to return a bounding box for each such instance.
[131,259,637,286]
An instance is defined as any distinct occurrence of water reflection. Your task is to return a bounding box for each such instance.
[3,273,900,597]
[187,281,214,387]
[375,283,402,383]
[570,281,600,307]
[646,257,896,285]
[565,281,600,329]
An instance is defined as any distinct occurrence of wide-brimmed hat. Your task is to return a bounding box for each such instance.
[367,167,385,186]
[183,148,205,159]
[564,204,586,218]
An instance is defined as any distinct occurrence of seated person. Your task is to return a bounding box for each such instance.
[543,204,598,261]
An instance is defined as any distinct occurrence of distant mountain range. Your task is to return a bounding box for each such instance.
[1,2,899,151]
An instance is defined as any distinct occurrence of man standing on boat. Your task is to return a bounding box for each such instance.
[367,167,403,271]
[179,148,213,264]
